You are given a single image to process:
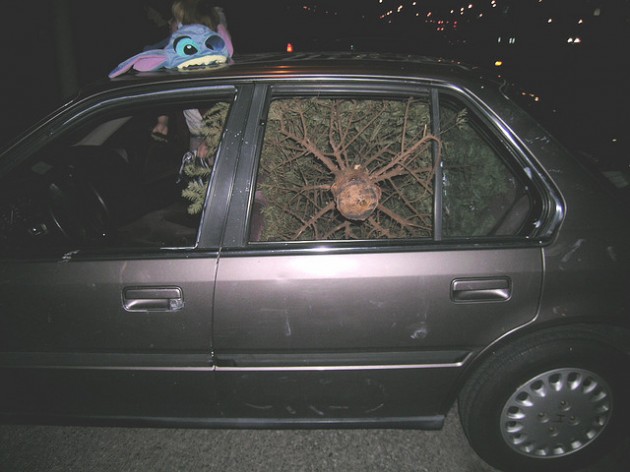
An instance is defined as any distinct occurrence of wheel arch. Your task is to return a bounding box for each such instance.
[445,319,630,413]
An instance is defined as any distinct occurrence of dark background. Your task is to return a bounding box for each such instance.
[1,0,628,171]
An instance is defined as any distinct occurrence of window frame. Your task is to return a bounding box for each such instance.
[0,83,247,260]
[226,81,551,251]
[253,88,436,243]
[437,91,544,240]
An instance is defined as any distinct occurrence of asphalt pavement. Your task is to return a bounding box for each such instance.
[1,407,628,472]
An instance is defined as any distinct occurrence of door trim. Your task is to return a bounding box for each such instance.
[215,350,472,372]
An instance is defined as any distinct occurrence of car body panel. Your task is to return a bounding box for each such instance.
[0,257,216,351]
[0,255,220,418]
[214,249,542,352]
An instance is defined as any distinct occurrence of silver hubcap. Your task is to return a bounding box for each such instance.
[500,367,612,458]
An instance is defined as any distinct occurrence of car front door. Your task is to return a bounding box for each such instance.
[211,84,547,425]
[0,85,246,422]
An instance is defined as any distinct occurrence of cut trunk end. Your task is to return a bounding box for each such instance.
[331,167,381,221]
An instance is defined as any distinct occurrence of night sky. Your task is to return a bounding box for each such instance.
[1,0,629,167]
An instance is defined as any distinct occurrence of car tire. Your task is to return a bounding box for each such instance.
[458,327,628,472]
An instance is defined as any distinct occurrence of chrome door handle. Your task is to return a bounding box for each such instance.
[123,287,184,312]
[451,278,511,302]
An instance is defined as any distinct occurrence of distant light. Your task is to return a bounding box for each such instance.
[286,43,294,53]
[547,18,553,23]
[495,60,503,67]
[521,91,540,102]
[593,8,601,16]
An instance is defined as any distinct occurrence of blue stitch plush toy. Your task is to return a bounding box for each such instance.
[109,24,230,78]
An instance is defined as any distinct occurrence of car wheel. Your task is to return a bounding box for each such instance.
[458,327,628,472]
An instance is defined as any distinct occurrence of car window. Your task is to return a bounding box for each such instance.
[249,92,535,243]
[440,96,533,237]
[251,95,435,242]
[0,98,232,257]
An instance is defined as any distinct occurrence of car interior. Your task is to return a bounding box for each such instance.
[0,108,208,256]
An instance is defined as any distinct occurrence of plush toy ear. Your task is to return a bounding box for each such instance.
[108,50,168,78]
[217,24,233,57]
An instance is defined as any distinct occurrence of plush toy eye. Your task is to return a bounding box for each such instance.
[205,35,225,51]
[174,36,199,56]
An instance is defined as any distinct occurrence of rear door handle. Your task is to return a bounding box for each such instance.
[451,278,511,302]
[123,287,184,312]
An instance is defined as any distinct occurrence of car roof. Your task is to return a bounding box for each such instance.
[87,52,501,97]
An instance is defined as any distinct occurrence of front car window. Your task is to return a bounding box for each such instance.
[0,96,233,257]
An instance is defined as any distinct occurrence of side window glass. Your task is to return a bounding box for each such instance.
[440,97,533,237]
[0,98,232,257]
[251,96,435,242]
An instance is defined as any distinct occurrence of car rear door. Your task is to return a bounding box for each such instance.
[211,83,549,425]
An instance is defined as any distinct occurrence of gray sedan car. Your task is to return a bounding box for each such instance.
[0,53,628,472]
